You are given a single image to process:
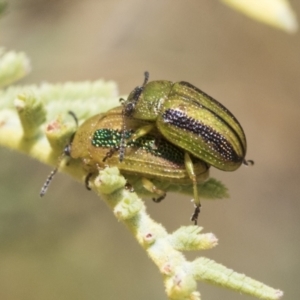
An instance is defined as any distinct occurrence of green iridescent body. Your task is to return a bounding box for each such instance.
[69,107,209,203]
[123,74,248,172]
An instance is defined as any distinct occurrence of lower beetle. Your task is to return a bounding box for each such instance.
[121,72,253,171]
[41,107,210,224]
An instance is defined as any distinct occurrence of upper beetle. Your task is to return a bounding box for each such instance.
[122,72,252,171]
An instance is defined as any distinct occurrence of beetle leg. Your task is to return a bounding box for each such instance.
[85,173,93,190]
[141,177,166,202]
[103,147,119,162]
[119,124,156,162]
[129,124,156,141]
[191,205,200,225]
[184,152,201,225]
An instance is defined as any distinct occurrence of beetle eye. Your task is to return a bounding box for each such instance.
[64,144,71,156]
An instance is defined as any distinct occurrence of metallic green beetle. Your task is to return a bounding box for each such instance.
[122,72,252,172]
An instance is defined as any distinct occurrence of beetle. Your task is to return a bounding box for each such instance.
[121,72,253,172]
[40,107,210,224]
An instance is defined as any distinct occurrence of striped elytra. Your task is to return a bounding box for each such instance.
[123,73,251,172]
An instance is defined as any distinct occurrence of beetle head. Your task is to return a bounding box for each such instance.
[123,71,150,117]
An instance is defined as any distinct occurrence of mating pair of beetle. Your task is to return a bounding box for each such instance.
[42,72,252,224]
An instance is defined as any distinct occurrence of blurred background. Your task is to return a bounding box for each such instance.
[1,0,299,299]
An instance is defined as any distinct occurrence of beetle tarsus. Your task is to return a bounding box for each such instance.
[243,159,254,166]
[191,204,201,225]
[152,193,166,203]
[103,147,118,162]
[85,173,93,190]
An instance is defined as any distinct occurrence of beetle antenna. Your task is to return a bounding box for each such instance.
[40,111,79,197]
[143,71,149,85]
[40,145,73,197]
[39,152,66,197]
[120,72,150,161]
[68,110,79,128]
[132,71,149,103]
[124,71,150,116]
[40,168,58,197]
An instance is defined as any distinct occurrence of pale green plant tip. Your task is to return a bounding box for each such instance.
[193,257,283,300]
[0,50,31,88]
[44,118,76,153]
[15,92,47,139]
[170,226,218,251]
[94,166,127,194]
[221,0,298,33]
